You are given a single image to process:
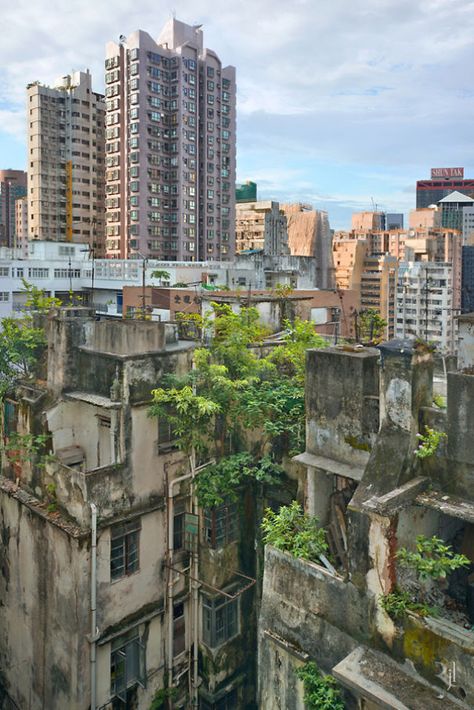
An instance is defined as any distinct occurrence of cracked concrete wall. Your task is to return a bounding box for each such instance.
[306,347,379,466]
[0,493,90,710]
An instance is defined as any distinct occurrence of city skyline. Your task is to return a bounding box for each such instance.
[1,0,474,229]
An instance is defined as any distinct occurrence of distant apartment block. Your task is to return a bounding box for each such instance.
[397,261,458,352]
[27,71,106,254]
[351,210,385,232]
[281,203,334,289]
[0,170,26,247]
[235,200,288,255]
[14,195,28,255]
[409,206,441,230]
[416,167,474,208]
[104,19,236,261]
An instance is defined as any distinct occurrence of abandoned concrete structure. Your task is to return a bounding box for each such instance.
[0,310,257,709]
[259,332,474,708]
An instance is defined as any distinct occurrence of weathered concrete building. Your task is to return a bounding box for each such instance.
[281,203,334,290]
[0,310,256,708]
[259,335,474,709]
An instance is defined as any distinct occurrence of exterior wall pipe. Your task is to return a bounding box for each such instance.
[90,502,98,710]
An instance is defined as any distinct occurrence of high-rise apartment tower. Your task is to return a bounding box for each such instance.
[104,19,236,261]
[27,71,106,254]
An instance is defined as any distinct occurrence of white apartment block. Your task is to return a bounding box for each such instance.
[396,261,458,353]
[104,19,236,261]
[27,71,106,254]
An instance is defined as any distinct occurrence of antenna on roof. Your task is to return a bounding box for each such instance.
[171,8,176,18]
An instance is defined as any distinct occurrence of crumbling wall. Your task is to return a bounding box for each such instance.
[0,483,90,710]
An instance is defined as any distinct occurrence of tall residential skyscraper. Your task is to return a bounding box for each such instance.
[0,170,27,247]
[105,19,236,261]
[27,71,106,254]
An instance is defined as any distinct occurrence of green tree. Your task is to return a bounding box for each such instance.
[150,269,170,285]
[149,385,220,457]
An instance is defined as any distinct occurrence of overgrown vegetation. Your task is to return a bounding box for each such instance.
[296,661,344,710]
[414,426,447,459]
[432,393,446,409]
[379,589,435,619]
[195,453,283,508]
[397,535,469,581]
[0,280,60,397]
[1,432,54,469]
[380,536,469,620]
[149,305,326,508]
[261,502,328,563]
[354,308,387,345]
[149,685,178,709]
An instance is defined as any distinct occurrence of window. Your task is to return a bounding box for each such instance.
[203,502,237,548]
[110,628,146,702]
[3,400,17,437]
[110,518,141,580]
[202,590,239,648]
[173,601,186,656]
[173,499,187,551]
[0,292,9,302]
[158,412,177,451]
[0,267,9,277]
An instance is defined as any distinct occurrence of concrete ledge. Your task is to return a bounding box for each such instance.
[363,477,429,514]
[293,451,365,482]
[333,646,470,710]
[415,490,474,524]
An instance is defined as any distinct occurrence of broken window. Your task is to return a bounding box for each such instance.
[202,588,239,648]
[110,518,141,581]
[110,628,146,702]
[203,502,237,548]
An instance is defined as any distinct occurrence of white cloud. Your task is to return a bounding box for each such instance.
[1,0,474,228]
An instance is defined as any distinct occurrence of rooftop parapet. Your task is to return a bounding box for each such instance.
[305,346,379,469]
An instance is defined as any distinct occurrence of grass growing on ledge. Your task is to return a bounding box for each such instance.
[261,501,328,563]
[379,589,435,619]
[296,661,345,710]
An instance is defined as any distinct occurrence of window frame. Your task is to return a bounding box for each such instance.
[110,628,146,701]
[203,502,238,549]
[110,518,141,581]
[202,588,240,649]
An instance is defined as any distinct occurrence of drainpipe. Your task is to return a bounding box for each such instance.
[90,502,98,710]
[190,451,199,708]
[167,470,193,684]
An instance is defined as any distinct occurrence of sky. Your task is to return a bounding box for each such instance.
[1,0,474,229]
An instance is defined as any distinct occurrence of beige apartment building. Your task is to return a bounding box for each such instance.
[14,195,28,255]
[27,71,106,254]
[235,200,289,255]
